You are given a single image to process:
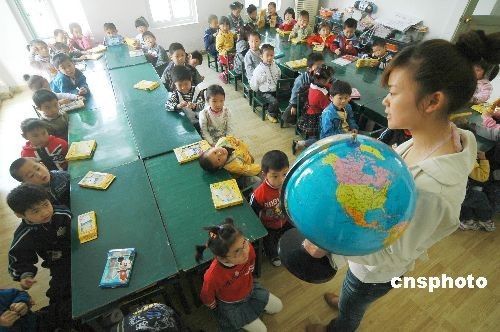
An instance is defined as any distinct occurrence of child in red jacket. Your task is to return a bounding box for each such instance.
[307,22,336,49]
[330,18,359,56]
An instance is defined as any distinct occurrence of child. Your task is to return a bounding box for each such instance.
[28,39,57,81]
[6,184,72,330]
[68,22,92,51]
[24,74,82,105]
[20,118,68,171]
[460,151,495,231]
[161,43,202,91]
[250,44,281,123]
[320,80,359,137]
[363,40,393,69]
[10,157,70,207]
[476,99,500,141]
[0,288,36,331]
[53,29,69,46]
[228,1,245,33]
[50,53,89,96]
[233,24,251,75]
[289,10,313,42]
[204,15,219,58]
[142,31,168,75]
[32,89,68,139]
[266,2,283,28]
[282,53,325,125]
[244,31,262,81]
[134,16,149,48]
[216,16,235,67]
[472,60,498,103]
[52,42,85,61]
[103,23,125,46]
[165,65,205,125]
[188,50,205,82]
[306,22,335,48]
[330,18,359,56]
[196,218,283,332]
[279,7,296,31]
[199,85,233,145]
[250,150,292,267]
[245,4,259,29]
[199,135,261,189]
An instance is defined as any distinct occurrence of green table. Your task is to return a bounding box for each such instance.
[105,44,148,70]
[70,160,178,320]
[145,153,267,271]
[109,64,200,159]
[79,64,116,111]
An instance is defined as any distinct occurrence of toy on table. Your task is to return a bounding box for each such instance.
[99,248,136,288]
[77,211,98,243]
[173,140,211,164]
[133,80,160,91]
[78,171,116,190]
[66,140,97,161]
[59,98,85,112]
[210,179,244,209]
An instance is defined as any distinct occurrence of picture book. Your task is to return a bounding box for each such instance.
[351,88,361,99]
[88,44,107,53]
[99,248,136,288]
[174,140,211,164]
[77,211,98,243]
[83,53,104,60]
[133,80,160,91]
[285,58,307,69]
[276,28,292,37]
[290,37,305,45]
[125,37,137,47]
[210,179,244,209]
[66,140,97,161]
[355,58,379,68]
[129,49,144,57]
[313,44,325,52]
[78,171,116,190]
[59,99,85,113]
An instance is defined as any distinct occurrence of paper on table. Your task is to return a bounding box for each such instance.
[332,57,352,66]
[375,12,422,32]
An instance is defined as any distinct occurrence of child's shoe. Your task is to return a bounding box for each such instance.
[266,114,278,123]
[478,220,495,232]
[271,257,282,267]
[459,219,480,231]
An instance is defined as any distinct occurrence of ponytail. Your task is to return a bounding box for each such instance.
[194,218,241,263]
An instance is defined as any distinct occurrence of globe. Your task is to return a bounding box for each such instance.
[282,134,417,256]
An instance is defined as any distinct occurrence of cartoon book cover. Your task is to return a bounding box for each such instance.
[210,179,244,209]
[59,99,85,113]
[66,140,97,161]
[174,140,211,164]
[99,248,136,288]
[133,80,160,91]
[78,171,116,190]
[77,211,98,243]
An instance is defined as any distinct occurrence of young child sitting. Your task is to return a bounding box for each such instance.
[10,157,70,206]
[52,42,85,62]
[50,53,89,96]
[216,16,236,74]
[142,31,168,75]
[266,1,283,28]
[250,150,293,267]
[103,22,125,46]
[244,31,262,81]
[233,24,251,75]
[134,16,149,48]
[330,18,359,56]
[24,74,82,105]
[28,39,58,81]
[6,184,72,330]
[165,66,205,126]
[476,99,500,141]
[306,22,336,49]
[68,22,93,51]
[199,135,261,189]
[279,7,296,31]
[199,85,233,145]
[472,60,498,103]
[0,288,36,331]
[245,4,259,29]
[250,44,282,123]
[188,50,205,83]
[228,1,245,33]
[196,218,283,332]
[204,15,219,58]
[289,10,313,42]
[161,43,202,91]
[32,89,68,139]
[20,118,68,171]
[282,53,325,125]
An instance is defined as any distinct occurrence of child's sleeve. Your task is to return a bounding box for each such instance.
[165,92,180,111]
[249,190,263,217]
[12,289,30,304]
[290,24,298,38]
[82,35,93,50]
[55,92,78,101]
[249,66,263,91]
[330,36,340,52]
[470,159,490,182]
[156,46,168,67]
[225,108,233,136]
[198,110,213,145]
[306,34,318,46]
[200,275,217,309]
[8,229,38,281]
[289,75,304,106]
[225,159,261,176]
[320,110,341,139]
[203,29,214,50]
[346,106,359,130]
[77,71,89,93]
[50,76,62,93]
[474,81,493,103]
[195,90,205,112]
[216,34,225,55]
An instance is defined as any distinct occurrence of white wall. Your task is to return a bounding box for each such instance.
[81,0,296,53]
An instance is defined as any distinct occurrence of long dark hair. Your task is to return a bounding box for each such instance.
[195,218,242,263]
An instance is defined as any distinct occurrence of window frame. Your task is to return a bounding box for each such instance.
[146,0,199,29]
[245,0,282,11]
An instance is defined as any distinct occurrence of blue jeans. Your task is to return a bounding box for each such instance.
[327,269,395,332]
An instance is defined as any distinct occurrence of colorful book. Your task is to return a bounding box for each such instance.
[59,99,85,112]
[355,58,379,68]
[78,171,116,190]
[99,248,136,288]
[66,140,97,161]
[133,80,160,91]
[276,28,292,37]
[88,44,107,53]
[313,44,325,52]
[210,179,244,209]
[129,49,144,57]
[83,53,104,60]
[77,211,98,243]
[285,58,307,69]
[471,103,490,114]
[290,37,305,45]
[174,140,211,164]
[125,37,137,47]
[351,88,361,100]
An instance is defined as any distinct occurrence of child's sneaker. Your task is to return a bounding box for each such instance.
[459,219,480,231]
[478,220,495,232]
[266,114,278,123]
[271,257,281,267]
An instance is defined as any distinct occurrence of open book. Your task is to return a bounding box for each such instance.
[210,179,244,209]
[66,140,97,161]
[78,171,116,190]
[133,80,160,91]
[174,140,211,164]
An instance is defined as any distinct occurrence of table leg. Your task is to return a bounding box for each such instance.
[254,238,264,278]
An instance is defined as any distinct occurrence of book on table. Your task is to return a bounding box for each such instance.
[285,58,307,69]
[133,80,160,91]
[174,140,211,164]
[99,248,136,288]
[83,53,104,60]
[78,171,116,190]
[210,179,244,209]
[77,211,98,243]
[129,49,144,57]
[66,140,97,161]
[87,44,107,53]
[313,44,325,52]
[59,99,85,113]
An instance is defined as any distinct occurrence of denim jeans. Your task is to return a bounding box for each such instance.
[327,269,395,332]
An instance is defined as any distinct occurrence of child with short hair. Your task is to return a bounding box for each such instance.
[289,10,313,42]
[250,150,292,267]
[53,29,68,46]
[233,24,252,75]
[188,50,205,82]
[20,118,68,171]
[196,218,283,332]
[103,23,125,46]
[331,18,359,56]
[320,80,359,138]
[10,157,70,206]
[216,16,235,67]
[165,65,205,125]
[28,39,58,81]
[161,43,202,91]
[24,74,82,105]
[363,40,393,69]
[228,1,245,33]
[134,16,149,48]
[68,22,93,51]
[52,42,85,61]
[199,85,233,145]
[204,15,219,58]
[142,31,168,75]
[476,99,500,141]
[50,53,89,96]
[246,4,259,29]
[472,60,498,103]
[266,2,283,28]
[6,183,72,330]
[279,7,296,31]
[244,31,262,81]
[250,44,281,123]
[32,89,68,139]
[0,288,36,331]
[307,22,335,48]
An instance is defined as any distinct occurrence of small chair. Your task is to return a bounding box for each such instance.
[251,90,267,121]
[241,69,253,105]
[206,52,219,72]
[276,78,295,127]
[278,63,300,79]
[228,67,241,91]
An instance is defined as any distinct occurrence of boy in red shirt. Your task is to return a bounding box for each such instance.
[250,150,292,267]
[20,118,68,171]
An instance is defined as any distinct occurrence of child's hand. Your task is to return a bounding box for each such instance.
[77,95,86,101]
[0,310,20,327]
[188,102,196,109]
[351,129,358,135]
[370,60,379,67]
[19,276,36,290]
[10,302,28,316]
[290,106,297,115]
[78,87,88,95]
[178,101,188,109]
[302,239,327,258]
[346,42,353,50]
[334,49,341,55]
[58,99,71,105]
[477,151,486,160]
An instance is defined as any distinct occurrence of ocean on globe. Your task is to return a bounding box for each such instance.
[282,134,417,256]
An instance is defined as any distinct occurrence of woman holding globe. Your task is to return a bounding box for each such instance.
[288,30,500,332]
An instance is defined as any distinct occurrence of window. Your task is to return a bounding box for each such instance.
[147,0,198,28]
[245,0,282,11]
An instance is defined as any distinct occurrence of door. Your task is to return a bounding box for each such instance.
[452,0,500,42]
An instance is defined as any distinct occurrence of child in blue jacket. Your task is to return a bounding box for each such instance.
[50,53,89,96]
